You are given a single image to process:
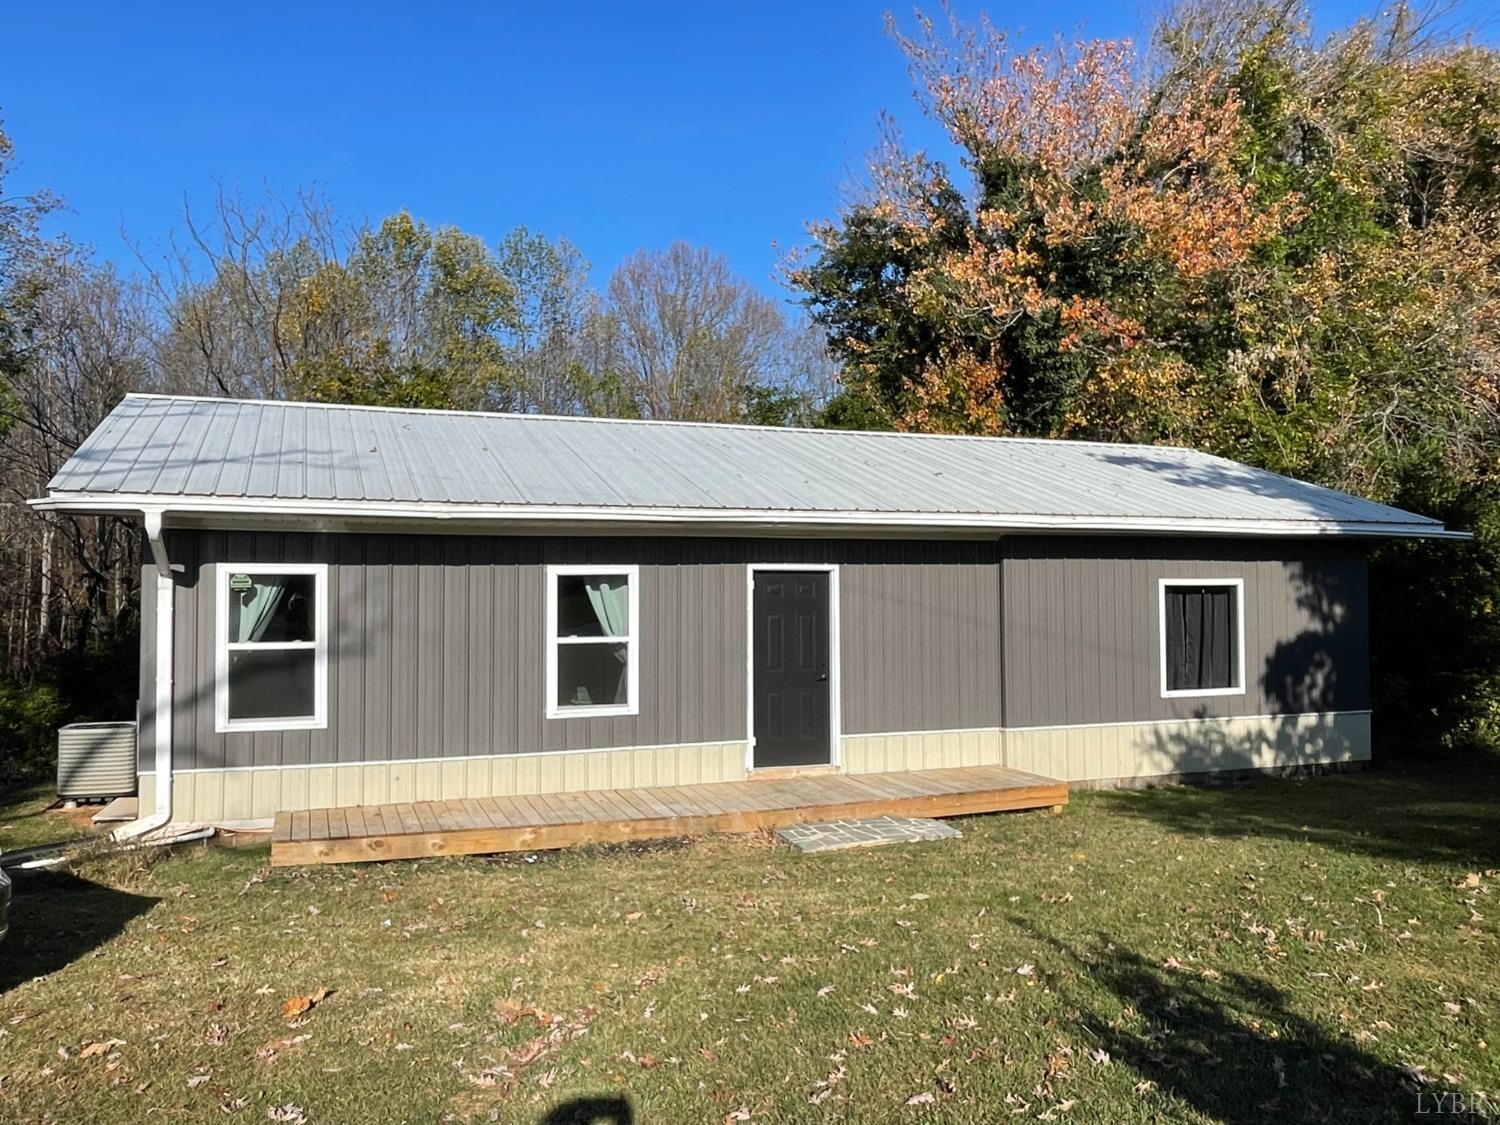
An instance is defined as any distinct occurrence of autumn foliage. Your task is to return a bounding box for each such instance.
[795,2,1500,749]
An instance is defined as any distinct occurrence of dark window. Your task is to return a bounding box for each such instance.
[1164,583,1240,693]
[227,649,317,721]
[555,642,630,708]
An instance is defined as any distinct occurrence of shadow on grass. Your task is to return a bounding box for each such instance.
[0,870,157,993]
[1019,920,1449,1125]
[538,1095,633,1124]
[1097,748,1500,869]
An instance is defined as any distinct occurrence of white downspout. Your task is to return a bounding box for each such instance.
[115,508,174,839]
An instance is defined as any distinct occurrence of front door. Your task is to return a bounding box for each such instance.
[751,569,832,768]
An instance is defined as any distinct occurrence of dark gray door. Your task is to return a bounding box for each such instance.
[752,570,832,768]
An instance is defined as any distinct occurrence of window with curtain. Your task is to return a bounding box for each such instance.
[547,566,638,717]
[1160,580,1243,697]
[217,565,327,731]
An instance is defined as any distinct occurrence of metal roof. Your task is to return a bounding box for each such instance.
[35,394,1459,538]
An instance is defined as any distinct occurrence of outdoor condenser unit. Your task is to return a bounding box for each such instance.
[56,721,138,801]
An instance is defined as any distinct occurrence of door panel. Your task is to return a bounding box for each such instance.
[752,570,831,767]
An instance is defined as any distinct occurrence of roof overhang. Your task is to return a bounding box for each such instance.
[27,492,1471,540]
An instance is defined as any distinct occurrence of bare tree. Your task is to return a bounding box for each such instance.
[596,242,789,422]
[134,186,343,399]
[0,253,154,669]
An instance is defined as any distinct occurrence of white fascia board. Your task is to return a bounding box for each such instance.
[27,492,1469,540]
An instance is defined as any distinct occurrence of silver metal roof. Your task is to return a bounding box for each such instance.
[36,394,1458,537]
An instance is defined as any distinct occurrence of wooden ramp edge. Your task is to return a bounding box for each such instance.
[269,766,1068,867]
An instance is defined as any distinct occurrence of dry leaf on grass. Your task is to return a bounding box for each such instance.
[494,997,543,1026]
[256,1034,311,1066]
[280,986,331,1021]
[79,1038,125,1059]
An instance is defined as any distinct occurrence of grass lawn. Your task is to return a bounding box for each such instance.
[0,758,1495,1124]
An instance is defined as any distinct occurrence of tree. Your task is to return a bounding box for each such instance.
[593,242,802,422]
[283,211,518,410]
[792,2,1500,750]
[497,227,601,414]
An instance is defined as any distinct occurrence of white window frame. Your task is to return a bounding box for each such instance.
[1158,577,1246,699]
[545,564,640,719]
[215,562,329,733]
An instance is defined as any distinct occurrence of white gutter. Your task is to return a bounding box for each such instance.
[115,508,174,840]
[25,492,1470,540]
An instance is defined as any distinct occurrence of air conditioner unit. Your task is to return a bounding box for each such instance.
[57,722,138,801]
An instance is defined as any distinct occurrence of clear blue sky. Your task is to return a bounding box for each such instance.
[3,2,1492,300]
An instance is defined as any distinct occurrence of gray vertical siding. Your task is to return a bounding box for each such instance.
[146,529,1369,775]
[1001,536,1370,727]
[158,532,1003,771]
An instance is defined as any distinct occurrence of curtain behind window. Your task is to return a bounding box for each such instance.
[231,579,287,643]
[584,578,629,665]
[1166,585,1236,691]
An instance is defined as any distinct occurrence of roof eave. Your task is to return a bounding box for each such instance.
[27,492,1470,540]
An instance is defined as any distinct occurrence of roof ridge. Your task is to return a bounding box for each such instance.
[117,393,1204,456]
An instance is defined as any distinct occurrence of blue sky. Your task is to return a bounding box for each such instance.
[3,2,1493,301]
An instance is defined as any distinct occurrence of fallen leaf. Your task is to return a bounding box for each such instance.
[187,1072,211,1088]
[494,997,538,1026]
[80,1038,125,1059]
[906,1091,935,1105]
[256,1034,311,1066]
[280,986,331,1021]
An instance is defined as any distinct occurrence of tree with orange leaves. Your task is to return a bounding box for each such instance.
[793,2,1500,751]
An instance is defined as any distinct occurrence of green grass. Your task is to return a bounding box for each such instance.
[0,784,97,854]
[0,758,1496,1124]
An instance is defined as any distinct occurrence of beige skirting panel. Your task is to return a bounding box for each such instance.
[841,728,1004,775]
[143,741,749,826]
[1002,711,1371,783]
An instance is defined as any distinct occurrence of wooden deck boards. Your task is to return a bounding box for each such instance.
[269,764,1068,867]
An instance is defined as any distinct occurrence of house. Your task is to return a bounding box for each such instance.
[34,394,1463,836]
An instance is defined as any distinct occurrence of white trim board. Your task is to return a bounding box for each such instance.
[544,563,640,719]
[745,564,843,772]
[214,562,328,734]
[153,738,748,775]
[1003,710,1371,733]
[1158,577,1248,700]
[28,491,1466,540]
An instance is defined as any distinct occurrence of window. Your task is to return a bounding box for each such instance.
[546,565,639,718]
[1159,578,1245,698]
[215,563,328,732]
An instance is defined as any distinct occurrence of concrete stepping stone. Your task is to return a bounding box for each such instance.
[775,815,961,854]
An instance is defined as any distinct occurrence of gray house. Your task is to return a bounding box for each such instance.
[36,394,1462,832]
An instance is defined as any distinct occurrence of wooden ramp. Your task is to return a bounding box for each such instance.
[270,765,1067,866]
